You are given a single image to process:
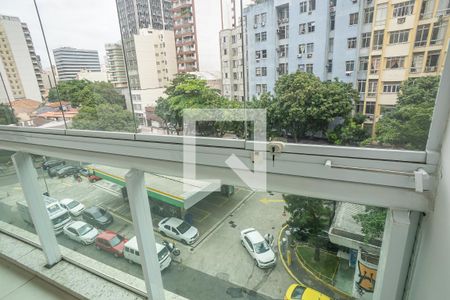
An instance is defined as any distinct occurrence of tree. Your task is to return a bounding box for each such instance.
[0,104,15,125]
[376,76,439,150]
[353,206,387,243]
[270,72,357,142]
[327,113,369,145]
[283,194,332,261]
[155,74,240,136]
[48,80,125,107]
[72,103,135,132]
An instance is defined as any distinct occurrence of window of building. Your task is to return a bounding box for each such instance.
[299,23,306,34]
[298,44,306,55]
[349,13,359,25]
[385,56,405,69]
[330,12,336,30]
[373,30,384,50]
[306,63,313,73]
[367,80,378,97]
[430,21,448,45]
[329,38,334,53]
[279,44,288,57]
[307,22,315,33]
[232,48,238,56]
[305,43,313,58]
[255,33,261,42]
[425,51,440,72]
[360,57,369,71]
[223,36,226,43]
[298,64,305,71]
[278,63,288,75]
[383,82,401,93]
[420,0,434,19]
[308,0,316,11]
[232,35,236,44]
[365,101,376,114]
[256,84,268,94]
[376,3,388,24]
[278,25,289,39]
[261,32,267,41]
[299,1,307,13]
[415,24,430,47]
[133,104,142,111]
[370,56,381,74]
[411,53,424,73]
[256,67,261,76]
[261,49,267,58]
[356,100,365,113]
[262,67,267,76]
[348,37,357,49]
[327,59,333,73]
[224,48,227,55]
[393,1,415,17]
[261,13,267,24]
[358,80,366,93]
[389,30,409,44]
[361,32,371,48]
[364,7,374,23]
[346,60,355,72]
[233,72,238,80]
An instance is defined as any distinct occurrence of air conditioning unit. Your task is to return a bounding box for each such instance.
[397,17,406,24]
[307,54,312,58]
[346,71,353,76]
[297,54,303,58]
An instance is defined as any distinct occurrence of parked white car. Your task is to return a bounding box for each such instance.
[59,198,85,217]
[63,221,99,245]
[158,217,199,245]
[240,228,276,268]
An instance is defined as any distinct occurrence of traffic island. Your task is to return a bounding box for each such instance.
[277,225,354,300]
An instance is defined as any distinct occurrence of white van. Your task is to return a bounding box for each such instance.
[124,236,172,271]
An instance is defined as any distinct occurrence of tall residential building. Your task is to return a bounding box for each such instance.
[361,0,450,134]
[105,43,128,89]
[0,15,44,103]
[53,47,101,81]
[220,26,245,100]
[173,0,224,73]
[129,28,178,126]
[116,0,173,90]
[243,0,450,133]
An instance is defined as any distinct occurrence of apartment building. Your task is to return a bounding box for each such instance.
[53,47,101,81]
[0,15,44,103]
[130,28,177,126]
[243,0,450,133]
[220,26,245,100]
[105,43,128,89]
[116,0,173,89]
[360,0,450,133]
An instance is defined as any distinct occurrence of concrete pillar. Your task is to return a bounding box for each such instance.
[125,169,165,300]
[373,209,420,300]
[12,152,61,267]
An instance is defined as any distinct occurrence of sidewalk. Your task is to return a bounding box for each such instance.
[278,225,354,300]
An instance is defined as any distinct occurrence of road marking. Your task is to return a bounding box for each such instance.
[189,207,210,223]
[259,198,285,204]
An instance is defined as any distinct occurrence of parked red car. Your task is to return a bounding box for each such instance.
[95,230,128,257]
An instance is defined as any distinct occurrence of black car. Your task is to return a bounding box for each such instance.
[42,160,65,170]
[57,166,80,178]
[48,164,67,177]
[82,206,113,228]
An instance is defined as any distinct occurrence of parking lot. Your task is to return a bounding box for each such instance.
[0,168,294,300]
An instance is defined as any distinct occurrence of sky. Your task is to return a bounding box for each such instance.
[1,0,253,71]
[1,0,122,69]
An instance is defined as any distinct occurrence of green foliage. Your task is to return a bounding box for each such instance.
[155,74,241,136]
[327,114,369,146]
[353,206,387,243]
[71,103,135,132]
[255,72,357,142]
[376,76,439,150]
[48,80,125,107]
[0,104,15,125]
[283,194,332,261]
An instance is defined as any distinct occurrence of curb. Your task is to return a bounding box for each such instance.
[277,224,303,285]
[295,245,354,299]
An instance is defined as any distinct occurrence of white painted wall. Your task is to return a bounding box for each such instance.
[406,107,450,299]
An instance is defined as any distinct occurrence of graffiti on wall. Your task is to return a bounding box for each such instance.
[356,260,377,296]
